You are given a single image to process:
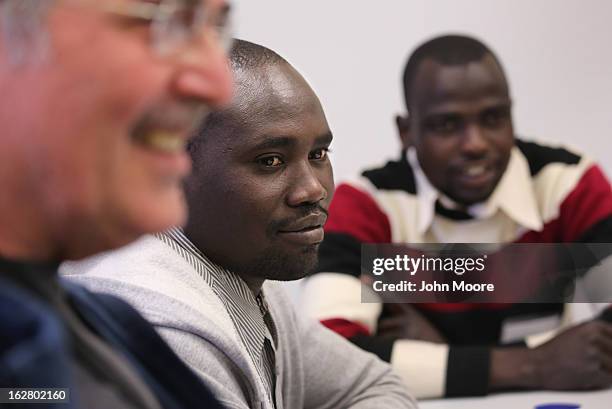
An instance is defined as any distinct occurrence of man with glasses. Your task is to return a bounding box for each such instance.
[0,0,233,408]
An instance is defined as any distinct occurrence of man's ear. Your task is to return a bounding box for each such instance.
[395,114,412,150]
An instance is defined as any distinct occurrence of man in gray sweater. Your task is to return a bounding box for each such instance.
[63,39,417,409]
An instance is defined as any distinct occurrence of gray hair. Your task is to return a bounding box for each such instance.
[0,0,54,64]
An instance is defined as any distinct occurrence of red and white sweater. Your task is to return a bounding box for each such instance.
[302,139,612,398]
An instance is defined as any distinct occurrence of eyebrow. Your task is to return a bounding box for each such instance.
[251,131,334,151]
[185,1,232,16]
[316,131,334,146]
[220,2,232,19]
[251,136,296,151]
[425,100,512,116]
[481,102,512,111]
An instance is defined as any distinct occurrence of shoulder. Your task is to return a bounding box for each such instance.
[516,138,603,207]
[0,280,74,395]
[516,138,584,176]
[61,236,236,343]
[0,278,68,354]
[515,138,611,240]
[61,235,195,289]
[360,155,417,194]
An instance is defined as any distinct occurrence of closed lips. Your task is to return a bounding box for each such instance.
[277,214,327,233]
[279,224,322,233]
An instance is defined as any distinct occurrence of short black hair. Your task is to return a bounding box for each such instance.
[402,34,506,110]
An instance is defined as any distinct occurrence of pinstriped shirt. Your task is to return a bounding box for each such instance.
[156,228,277,407]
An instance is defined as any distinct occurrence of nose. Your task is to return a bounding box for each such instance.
[461,123,489,158]
[286,162,328,208]
[173,29,233,107]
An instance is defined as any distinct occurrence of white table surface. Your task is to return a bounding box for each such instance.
[419,389,612,409]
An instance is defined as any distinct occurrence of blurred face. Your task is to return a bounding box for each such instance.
[402,55,514,206]
[0,0,233,259]
[184,63,334,288]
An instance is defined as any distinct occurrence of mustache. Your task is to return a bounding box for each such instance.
[268,203,329,233]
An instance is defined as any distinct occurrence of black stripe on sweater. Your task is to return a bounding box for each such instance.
[314,233,362,277]
[516,139,581,176]
[361,153,417,194]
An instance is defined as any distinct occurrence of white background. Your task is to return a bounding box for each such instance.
[232,0,612,181]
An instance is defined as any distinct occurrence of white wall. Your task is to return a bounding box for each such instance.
[232,0,612,180]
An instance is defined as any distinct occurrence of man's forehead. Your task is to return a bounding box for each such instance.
[412,56,509,110]
[244,130,332,151]
[233,64,323,122]
[231,108,330,148]
[217,100,330,154]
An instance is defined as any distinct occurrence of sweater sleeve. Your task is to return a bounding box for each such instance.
[519,162,612,336]
[302,272,493,398]
[292,300,417,408]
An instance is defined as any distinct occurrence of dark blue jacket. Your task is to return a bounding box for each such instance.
[0,279,223,409]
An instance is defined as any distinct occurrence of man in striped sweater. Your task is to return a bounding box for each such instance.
[302,34,612,398]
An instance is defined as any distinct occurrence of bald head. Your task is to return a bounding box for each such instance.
[228,38,287,73]
[188,39,322,168]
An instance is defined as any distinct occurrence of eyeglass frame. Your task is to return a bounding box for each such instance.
[76,0,233,57]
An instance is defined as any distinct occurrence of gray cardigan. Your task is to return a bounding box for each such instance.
[62,235,417,409]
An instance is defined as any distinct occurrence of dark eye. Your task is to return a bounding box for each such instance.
[309,148,330,161]
[425,115,461,134]
[480,108,510,128]
[256,155,284,168]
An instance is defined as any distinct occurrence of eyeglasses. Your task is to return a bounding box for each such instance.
[91,0,233,57]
